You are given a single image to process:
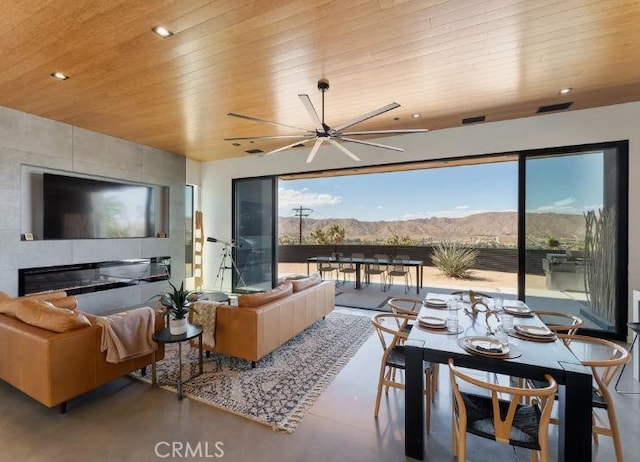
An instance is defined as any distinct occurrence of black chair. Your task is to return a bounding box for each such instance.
[614,321,640,394]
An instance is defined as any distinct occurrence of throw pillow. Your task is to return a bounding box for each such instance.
[237,282,293,308]
[15,299,91,333]
[291,273,322,292]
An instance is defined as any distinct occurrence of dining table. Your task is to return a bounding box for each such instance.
[306,255,424,294]
[404,293,593,461]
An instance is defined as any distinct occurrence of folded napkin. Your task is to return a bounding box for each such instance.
[476,344,505,354]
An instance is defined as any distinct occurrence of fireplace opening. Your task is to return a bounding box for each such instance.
[19,257,171,296]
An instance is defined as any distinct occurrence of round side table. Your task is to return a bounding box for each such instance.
[152,324,203,399]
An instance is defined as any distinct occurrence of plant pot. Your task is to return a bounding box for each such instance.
[169,318,188,335]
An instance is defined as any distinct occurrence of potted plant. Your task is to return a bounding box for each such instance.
[160,281,193,335]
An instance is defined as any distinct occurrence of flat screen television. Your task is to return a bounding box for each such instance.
[43,173,155,239]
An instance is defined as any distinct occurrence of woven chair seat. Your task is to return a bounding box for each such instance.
[461,392,542,450]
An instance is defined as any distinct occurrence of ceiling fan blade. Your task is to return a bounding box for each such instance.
[224,134,312,141]
[298,94,325,133]
[340,129,429,135]
[261,138,316,157]
[228,112,310,133]
[332,102,400,132]
[339,136,404,152]
[306,138,325,163]
[328,139,360,161]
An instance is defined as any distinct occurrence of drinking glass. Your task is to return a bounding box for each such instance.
[446,312,459,333]
[495,326,509,347]
[500,313,514,332]
[493,288,504,311]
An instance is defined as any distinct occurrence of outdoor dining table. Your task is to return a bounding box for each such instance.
[404,293,593,461]
[306,255,424,294]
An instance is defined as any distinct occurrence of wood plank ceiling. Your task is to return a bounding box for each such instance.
[1,0,640,162]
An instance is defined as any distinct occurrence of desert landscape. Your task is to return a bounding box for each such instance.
[279,211,587,248]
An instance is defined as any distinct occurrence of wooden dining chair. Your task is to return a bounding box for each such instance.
[371,313,435,432]
[556,334,630,462]
[534,310,583,342]
[449,359,558,462]
[387,297,440,391]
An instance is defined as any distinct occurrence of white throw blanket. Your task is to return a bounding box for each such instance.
[95,306,156,364]
[190,301,219,348]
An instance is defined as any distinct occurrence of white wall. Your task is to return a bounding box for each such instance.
[201,101,640,333]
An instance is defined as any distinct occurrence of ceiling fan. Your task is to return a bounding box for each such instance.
[224,79,429,163]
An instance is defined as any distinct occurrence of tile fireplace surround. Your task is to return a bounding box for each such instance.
[18,257,170,296]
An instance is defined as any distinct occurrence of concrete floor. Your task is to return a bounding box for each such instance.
[1,307,639,462]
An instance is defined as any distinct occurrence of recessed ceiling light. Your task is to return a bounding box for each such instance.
[152,26,174,38]
[50,71,69,80]
[411,113,421,119]
[558,87,573,95]
[232,143,241,147]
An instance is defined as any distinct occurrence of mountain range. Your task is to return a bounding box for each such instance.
[278,212,587,246]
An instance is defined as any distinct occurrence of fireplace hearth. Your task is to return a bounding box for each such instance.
[19,257,171,296]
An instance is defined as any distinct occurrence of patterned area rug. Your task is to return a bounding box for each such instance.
[133,311,373,433]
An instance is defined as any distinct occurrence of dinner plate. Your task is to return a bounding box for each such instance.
[418,315,447,328]
[424,297,447,307]
[463,336,509,356]
[515,325,555,337]
[503,305,533,316]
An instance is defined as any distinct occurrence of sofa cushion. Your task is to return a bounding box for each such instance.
[15,299,90,333]
[237,282,293,308]
[0,298,17,317]
[291,273,322,292]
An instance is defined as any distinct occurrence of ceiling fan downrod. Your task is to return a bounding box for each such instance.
[318,78,329,128]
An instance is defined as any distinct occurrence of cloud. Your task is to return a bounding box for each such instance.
[377,205,383,209]
[455,205,469,210]
[400,208,494,220]
[534,197,602,214]
[278,187,342,209]
[553,197,575,207]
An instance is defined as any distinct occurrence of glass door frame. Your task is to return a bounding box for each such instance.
[517,140,629,340]
[231,175,279,291]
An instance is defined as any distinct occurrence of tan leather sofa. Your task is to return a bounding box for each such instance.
[0,291,164,412]
[197,278,335,366]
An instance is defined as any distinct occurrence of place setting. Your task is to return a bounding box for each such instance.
[508,324,557,342]
[416,314,464,335]
[422,295,462,310]
[502,301,534,317]
[457,334,522,359]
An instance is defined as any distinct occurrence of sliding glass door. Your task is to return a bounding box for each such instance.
[522,143,628,337]
[232,177,277,293]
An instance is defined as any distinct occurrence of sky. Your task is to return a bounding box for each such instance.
[278,152,604,221]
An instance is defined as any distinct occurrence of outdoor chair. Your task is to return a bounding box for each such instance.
[372,313,436,432]
[387,254,412,293]
[316,255,339,281]
[449,359,557,462]
[365,254,389,291]
[338,253,362,287]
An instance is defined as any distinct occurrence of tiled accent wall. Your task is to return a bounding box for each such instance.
[0,105,186,314]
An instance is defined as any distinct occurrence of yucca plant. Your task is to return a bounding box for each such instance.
[431,242,479,279]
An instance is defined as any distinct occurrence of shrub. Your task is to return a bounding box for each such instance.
[431,242,479,279]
